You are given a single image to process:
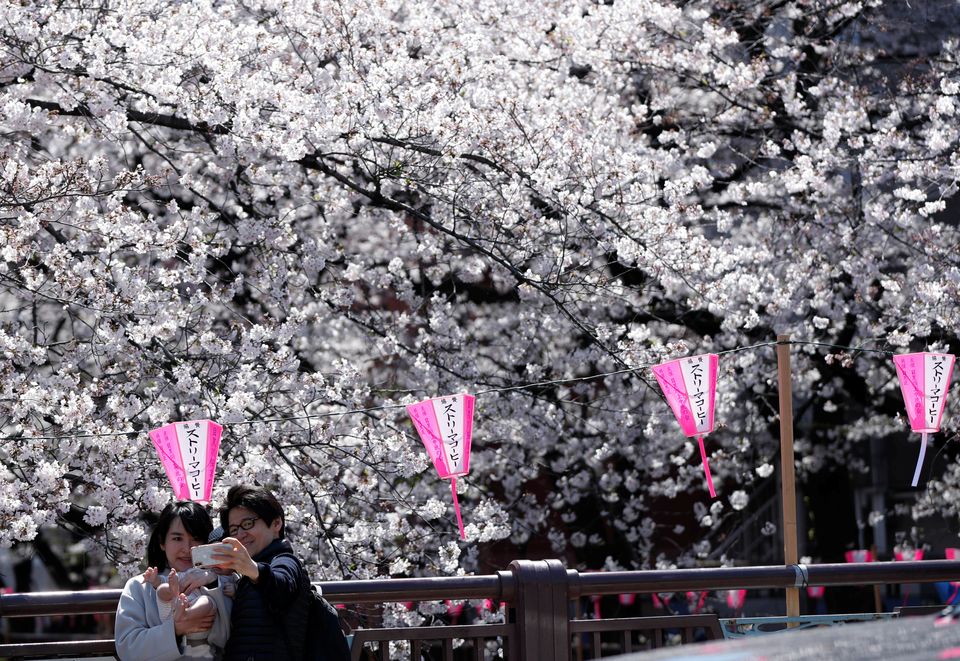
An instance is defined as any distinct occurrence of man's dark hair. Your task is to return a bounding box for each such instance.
[220,484,286,539]
[145,501,214,570]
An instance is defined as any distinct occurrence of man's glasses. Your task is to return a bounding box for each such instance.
[227,516,260,536]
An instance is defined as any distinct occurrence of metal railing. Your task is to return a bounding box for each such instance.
[1,558,958,660]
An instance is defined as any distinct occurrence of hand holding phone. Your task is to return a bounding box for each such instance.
[191,543,232,568]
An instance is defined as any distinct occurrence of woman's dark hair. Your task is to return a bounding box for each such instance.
[220,484,285,539]
[145,501,214,570]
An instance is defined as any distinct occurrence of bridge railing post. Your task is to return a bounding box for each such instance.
[508,559,571,660]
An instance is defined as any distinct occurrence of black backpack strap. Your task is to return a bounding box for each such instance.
[270,553,311,661]
[273,553,352,661]
[314,592,352,661]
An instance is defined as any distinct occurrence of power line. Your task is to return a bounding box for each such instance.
[0,338,910,441]
[787,340,895,356]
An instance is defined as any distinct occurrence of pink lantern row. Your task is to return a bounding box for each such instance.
[145,396,480,540]
[614,549,958,616]
[143,352,955,539]
[822,548,934,602]
[845,548,950,562]
[651,351,957,497]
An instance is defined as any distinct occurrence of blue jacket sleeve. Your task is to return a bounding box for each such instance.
[254,554,303,611]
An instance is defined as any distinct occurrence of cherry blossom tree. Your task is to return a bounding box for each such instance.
[2,0,959,582]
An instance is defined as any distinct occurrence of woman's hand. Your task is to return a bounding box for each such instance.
[172,594,215,635]
[211,537,260,582]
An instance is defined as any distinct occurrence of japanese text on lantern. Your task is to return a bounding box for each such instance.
[441,397,461,465]
[680,357,710,434]
[187,424,201,494]
[927,354,947,429]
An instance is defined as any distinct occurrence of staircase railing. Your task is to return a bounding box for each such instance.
[708,478,783,565]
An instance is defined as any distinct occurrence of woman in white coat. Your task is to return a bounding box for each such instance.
[115,501,231,660]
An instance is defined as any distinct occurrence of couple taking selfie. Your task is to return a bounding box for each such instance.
[115,484,350,661]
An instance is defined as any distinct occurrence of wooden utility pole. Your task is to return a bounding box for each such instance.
[776,334,800,620]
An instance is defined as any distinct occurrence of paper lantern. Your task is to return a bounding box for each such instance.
[894,549,924,562]
[652,354,719,497]
[844,549,875,563]
[945,549,960,590]
[687,591,707,613]
[445,600,465,620]
[149,420,222,503]
[407,393,475,539]
[893,352,956,486]
[894,548,925,604]
[806,586,825,599]
[725,589,746,611]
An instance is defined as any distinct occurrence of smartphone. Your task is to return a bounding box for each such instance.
[191,543,231,568]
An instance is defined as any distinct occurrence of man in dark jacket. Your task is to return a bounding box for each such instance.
[212,484,307,660]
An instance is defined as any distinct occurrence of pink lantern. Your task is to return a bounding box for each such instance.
[894,548,925,605]
[148,420,222,503]
[652,354,719,497]
[844,549,875,563]
[806,586,825,599]
[945,549,960,590]
[725,589,746,611]
[894,549,924,562]
[893,352,956,487]
[687,591,707,613]
[406,393,475,539]
[445,600,465,620]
